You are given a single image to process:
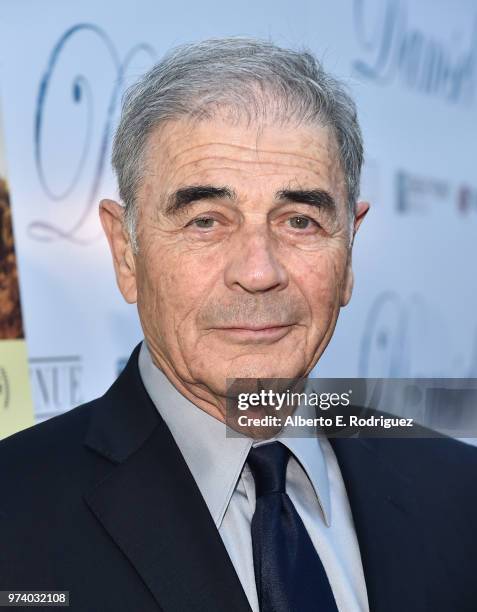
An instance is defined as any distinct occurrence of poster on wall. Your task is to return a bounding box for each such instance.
[0,99,34,440]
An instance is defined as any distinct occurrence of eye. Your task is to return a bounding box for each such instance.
[188,216,216,229]
[288,216,319,230]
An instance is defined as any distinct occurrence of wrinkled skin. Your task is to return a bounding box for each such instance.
[100,113,369,422]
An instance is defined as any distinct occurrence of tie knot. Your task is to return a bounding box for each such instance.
[247,441,290,498]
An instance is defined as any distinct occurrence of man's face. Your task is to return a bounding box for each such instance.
[101,112,368,411]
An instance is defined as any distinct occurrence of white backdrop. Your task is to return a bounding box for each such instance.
[0,0,475,423]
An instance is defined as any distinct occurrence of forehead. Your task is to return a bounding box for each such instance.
[141,113,346,201]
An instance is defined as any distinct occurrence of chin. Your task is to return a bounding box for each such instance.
[223,359,303,381]
[206,360,305,403]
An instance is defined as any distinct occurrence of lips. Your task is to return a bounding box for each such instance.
[220,324,290,331]
[213,324,294,343]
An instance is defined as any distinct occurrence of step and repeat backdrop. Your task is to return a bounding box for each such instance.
[0,0,476,435]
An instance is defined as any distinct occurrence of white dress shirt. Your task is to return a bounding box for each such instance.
[138,339,369,612]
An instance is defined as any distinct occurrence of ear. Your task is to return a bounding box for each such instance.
[340,200,370,307]
[99,198,137,303]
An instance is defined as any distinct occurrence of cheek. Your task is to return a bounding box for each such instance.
[138,249,220,332]
[292,250,345,321]
[142,268,187,323]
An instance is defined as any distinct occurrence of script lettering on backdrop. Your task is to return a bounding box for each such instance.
[352,0,477,105]
[29,23,155,244]
[358,291,477,434]
[359,290,477,378]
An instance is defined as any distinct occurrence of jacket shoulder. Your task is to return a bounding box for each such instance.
[369,435,477,507]
[1,399,93,456]
[0,397,104,499]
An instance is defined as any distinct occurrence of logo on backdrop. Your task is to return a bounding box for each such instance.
[29,355,83,421]
[457,185,477,215]
[29,24,156,245]
[352,0,477,106]
[395,170,477,216]
[395,171,449,213]
[0,367,9,410]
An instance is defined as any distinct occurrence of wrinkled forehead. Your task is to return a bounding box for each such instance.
[140,112,347,209]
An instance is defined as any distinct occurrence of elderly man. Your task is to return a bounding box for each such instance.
[1,37,477,612]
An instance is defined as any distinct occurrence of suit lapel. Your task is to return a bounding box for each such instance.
[83,343,252,612]
[329,435,427,612]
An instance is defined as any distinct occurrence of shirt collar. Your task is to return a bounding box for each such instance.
[256,394,332,527]
[138,339,331,528]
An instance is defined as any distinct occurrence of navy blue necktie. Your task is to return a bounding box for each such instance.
[248,441,339,612]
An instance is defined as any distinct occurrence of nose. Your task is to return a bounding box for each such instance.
[223,224,289,293]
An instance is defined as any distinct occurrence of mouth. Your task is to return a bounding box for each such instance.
[213,324,295,343]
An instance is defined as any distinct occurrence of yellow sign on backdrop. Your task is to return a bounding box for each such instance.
[0,339,34,440]
[0,100,34,440]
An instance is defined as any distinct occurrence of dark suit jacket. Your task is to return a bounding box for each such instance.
[1,343,477,611]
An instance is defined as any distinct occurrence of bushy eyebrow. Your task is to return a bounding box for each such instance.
[275,188,337,216]
[164,186,236,215]
[163,184,337,217]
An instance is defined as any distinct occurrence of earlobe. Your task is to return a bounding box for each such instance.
[99,198,138,304]
[340,260,354,307]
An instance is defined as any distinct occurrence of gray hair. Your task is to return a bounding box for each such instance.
[112,37,364,253]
